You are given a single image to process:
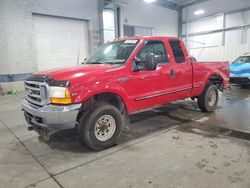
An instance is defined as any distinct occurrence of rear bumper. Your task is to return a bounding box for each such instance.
[22,99,81,130]
[230,77,250,85]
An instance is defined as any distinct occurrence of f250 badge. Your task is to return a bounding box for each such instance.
[119,77,129,83]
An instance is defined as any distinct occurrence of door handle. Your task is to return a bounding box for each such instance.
[170,69,175,78]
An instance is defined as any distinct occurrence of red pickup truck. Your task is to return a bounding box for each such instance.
[22,36,229,150]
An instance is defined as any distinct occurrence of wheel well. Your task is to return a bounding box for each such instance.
[76,92,127,123]
[208,75,224,91]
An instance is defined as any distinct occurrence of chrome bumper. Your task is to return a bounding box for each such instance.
[21,99,81,130]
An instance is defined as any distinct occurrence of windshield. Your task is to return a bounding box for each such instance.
[85,40,139,65]
[232,56,250,64]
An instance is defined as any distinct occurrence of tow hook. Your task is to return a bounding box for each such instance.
[38,129,59,142]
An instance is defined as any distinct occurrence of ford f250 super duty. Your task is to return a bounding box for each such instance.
[22,36,230,150]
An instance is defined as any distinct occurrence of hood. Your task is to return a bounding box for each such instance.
[34,64,118,82]
[230,63,250,77]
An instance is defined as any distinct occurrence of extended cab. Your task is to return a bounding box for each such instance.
[22,36,230,150]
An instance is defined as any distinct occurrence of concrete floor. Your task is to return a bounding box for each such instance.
[0,86,249,188]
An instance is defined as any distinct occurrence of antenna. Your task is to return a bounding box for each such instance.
[77,24,84,65]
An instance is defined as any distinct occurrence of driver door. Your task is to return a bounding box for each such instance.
[127,40,173,111]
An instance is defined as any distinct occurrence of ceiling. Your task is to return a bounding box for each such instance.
[105,0,210,11]
[156,0,210,10]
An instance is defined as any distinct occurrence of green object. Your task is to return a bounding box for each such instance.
[11,90,17,95]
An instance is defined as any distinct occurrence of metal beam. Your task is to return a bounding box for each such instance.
[182,0,210,7]
[178,8,183,38]
[182,24,250,38]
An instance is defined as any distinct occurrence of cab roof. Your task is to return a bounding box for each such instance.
[114,36,180,41]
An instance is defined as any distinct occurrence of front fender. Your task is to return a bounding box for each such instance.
[72,81,133,113]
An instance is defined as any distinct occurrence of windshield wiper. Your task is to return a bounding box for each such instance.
[102,60,125,65]
[86,61,108,65]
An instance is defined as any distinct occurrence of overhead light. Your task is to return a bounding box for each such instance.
[144,0,156,3]
[194,9,205,15]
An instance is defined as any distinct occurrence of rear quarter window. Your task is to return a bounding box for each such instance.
[169,40,185,63]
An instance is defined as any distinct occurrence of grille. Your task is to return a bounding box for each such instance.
[24,81,49,108]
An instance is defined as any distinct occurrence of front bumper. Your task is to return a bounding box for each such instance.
[22,99,81,130]
[230,77,250,85]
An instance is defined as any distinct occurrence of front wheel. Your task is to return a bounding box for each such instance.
[78,103,124,151]
[198,84,219,112]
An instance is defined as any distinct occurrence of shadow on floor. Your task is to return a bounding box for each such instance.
[37,86,250,151]
[42,101,202,152]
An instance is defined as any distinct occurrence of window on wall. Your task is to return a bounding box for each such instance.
[103,9,115,43]
[123,25,153,37]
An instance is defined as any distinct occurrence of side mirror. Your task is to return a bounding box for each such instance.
[133,53,157,71]
[144,53,157,71]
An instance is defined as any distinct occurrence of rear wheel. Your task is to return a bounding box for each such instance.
[198,84,219,112]
[78,103,123,151]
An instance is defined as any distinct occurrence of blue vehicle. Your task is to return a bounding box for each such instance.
[230,53,250,87]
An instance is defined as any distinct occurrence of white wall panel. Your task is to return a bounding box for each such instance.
[189,33,222,48]
[246,28,250,44]
[226,13,243,28]
[244,10,250,24]
[188,15,223,33]
[190,44,250,62]
[225,30,242,46]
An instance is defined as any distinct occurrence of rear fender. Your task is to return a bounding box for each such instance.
[202,73,224,91]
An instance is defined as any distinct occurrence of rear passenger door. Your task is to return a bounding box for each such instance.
[168,39,193,98]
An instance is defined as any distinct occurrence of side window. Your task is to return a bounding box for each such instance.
[137,40,169,64]
[169,40,185,63]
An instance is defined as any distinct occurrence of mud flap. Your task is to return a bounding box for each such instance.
[123,111,131,132]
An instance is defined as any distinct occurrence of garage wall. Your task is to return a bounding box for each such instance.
[0,0,99,76]
[182,0,250,62]
[0,0,178,90]
[0,0,99,90]
[0,0,35,75]
[120,0,178,37]
[33,15,89,71]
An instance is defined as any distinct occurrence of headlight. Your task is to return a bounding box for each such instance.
[49,87,72,104]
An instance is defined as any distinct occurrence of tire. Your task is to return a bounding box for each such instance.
[198,84,219,112]
[78,103,124,151]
